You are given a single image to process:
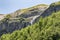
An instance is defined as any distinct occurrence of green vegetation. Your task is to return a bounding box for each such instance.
[0,11,60,40]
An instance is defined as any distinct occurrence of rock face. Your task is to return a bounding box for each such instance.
[0,17,31,36]
[0,2,60,36]
[0,5,48,36]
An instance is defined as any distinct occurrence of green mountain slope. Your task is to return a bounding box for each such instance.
[0,1,60,40]
[0,11,60,40]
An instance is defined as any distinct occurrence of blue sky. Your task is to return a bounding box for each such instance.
[0,0,60,14]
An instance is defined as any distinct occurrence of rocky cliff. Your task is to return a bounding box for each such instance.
[0,4,48,36]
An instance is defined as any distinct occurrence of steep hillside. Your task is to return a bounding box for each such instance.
[0,11,60,40]
[0,1,60,38]
[41,1,60,17]
[10,4,48,18]
[0,4,48,36]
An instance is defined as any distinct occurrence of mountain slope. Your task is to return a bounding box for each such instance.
[0,1,60,39]
[0,4,48,36]
[41,1,60,17]
[0,11,60,40]
[9,4,48,18]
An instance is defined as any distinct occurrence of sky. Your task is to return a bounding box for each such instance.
[0,0,60,14]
